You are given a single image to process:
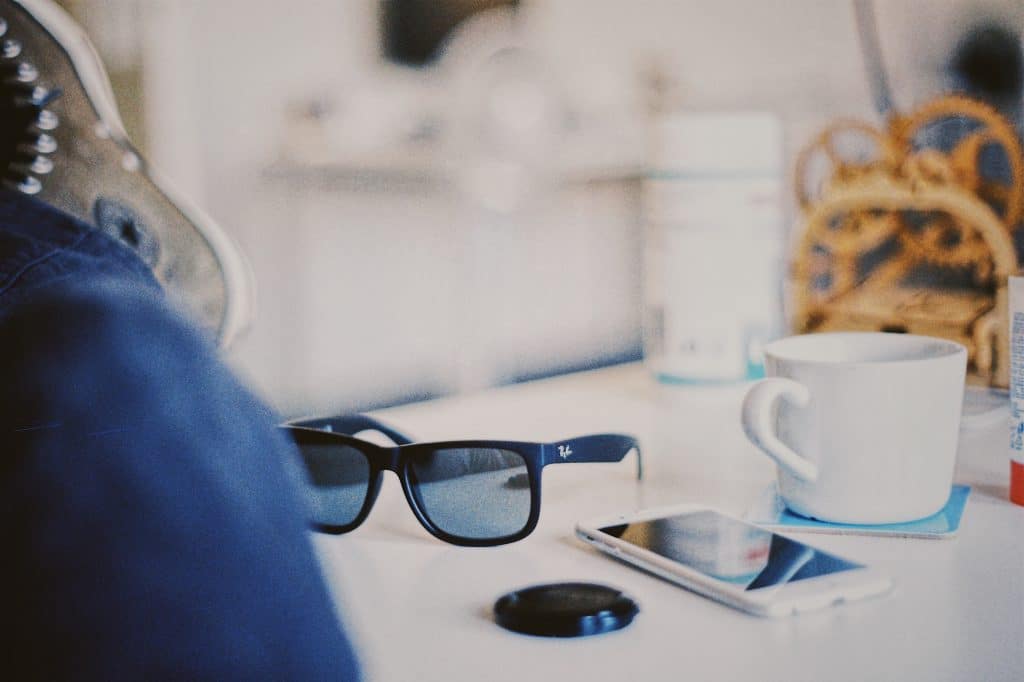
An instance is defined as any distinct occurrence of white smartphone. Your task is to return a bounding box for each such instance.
[576,504,892,617]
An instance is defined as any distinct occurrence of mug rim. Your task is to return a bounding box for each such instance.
[763,332,966,367]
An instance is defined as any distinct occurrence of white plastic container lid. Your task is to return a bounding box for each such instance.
[650,112,782,176]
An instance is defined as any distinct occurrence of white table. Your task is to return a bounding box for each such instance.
[312,364,1024,682]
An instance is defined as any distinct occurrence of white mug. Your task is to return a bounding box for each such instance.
[741,332,966,524]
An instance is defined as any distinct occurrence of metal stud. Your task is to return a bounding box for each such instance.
[17,176,42,195]
[2,39,21,59]
[30,155,53,174]
[16,62,38,83]
[35,133,57,154]
[36,109,58,131]
[28,85,50,106]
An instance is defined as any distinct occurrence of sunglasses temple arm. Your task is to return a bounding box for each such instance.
[285,414,415,445]
[549,434,643,481]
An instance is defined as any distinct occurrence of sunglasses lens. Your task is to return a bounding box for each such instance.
[294,442,371,528]
[408,448,531,540]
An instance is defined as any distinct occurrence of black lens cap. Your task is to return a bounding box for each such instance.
[493,582,639,638]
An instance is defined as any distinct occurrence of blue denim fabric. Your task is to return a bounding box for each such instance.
[0,189,360,680]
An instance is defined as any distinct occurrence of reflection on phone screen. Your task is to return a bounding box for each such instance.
[601,511,861,590]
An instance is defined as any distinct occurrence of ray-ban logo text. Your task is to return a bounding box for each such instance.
[558,444,573,459]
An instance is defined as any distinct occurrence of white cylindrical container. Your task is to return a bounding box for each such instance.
[643,112,783,383]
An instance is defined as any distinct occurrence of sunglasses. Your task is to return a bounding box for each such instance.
[281,414,642,547]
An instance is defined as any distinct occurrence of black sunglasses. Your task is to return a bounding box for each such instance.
[281,414,642,547]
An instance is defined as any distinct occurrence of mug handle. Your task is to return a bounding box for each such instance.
[741,377,818,482]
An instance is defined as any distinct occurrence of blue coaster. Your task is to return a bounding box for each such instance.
[748,485,971,539]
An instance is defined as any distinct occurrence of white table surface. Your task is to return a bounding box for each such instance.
[312,363,1024,682]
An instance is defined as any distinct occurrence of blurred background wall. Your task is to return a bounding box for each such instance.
[57,0,1024,416]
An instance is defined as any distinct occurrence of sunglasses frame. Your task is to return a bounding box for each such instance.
[282,415,641,547]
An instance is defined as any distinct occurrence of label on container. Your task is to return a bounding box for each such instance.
[643,175,781,382]
[1010,277,1024,505]
[1010,278,1024,467]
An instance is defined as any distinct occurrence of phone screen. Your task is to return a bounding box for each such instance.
[599,510,862,591]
